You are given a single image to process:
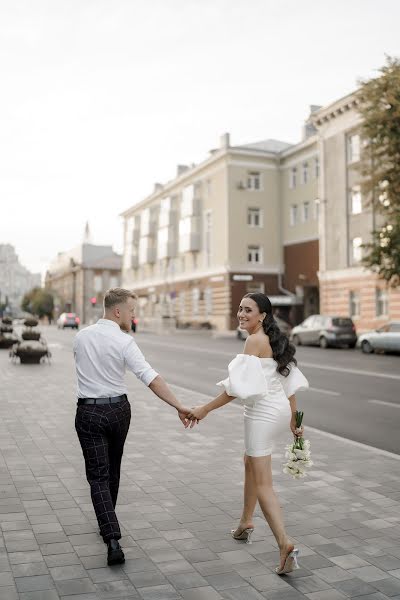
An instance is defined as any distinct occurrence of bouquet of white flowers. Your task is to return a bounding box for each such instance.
[283,411,313,479]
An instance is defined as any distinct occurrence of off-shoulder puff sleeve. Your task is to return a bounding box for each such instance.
[277,364,309,398]
[216,354,267,407]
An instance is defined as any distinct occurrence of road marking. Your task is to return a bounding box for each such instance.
[307,387,341,396]
[138,337,400,382]
[300,361,400,381]
[170,382,400,461]
[368,399,400,409]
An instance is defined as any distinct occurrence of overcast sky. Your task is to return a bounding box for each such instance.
[1,0,399,276]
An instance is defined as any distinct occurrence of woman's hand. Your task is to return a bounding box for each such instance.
[188,405,209,422]
[290,414,304,438]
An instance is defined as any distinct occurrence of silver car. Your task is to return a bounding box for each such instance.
[357,321,400,354]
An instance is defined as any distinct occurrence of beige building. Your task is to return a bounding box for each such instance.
[312,93,400,331]
[121,119,320,331]
[45,226,122,324]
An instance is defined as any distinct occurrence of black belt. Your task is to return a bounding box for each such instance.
[77,394,127,406]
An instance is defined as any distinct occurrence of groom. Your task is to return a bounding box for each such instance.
[73,288,194,565]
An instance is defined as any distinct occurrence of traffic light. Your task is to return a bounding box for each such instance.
[90,297,97,307]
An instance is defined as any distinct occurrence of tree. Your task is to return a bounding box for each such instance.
[21,288,54,319]
[357,56,400,286]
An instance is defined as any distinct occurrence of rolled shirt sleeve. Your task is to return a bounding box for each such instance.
[123,338,159,386]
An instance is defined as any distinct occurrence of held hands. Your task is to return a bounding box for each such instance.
[177,406,197,429]
[290,414,304,438]
[187,405,208,422]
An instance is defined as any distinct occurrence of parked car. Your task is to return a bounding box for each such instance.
[57,312,80,329]
[290,315,357,349]
[131,317,138,333]
[357,321,400,354]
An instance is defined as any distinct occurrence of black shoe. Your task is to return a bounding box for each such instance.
[107,539,125,566]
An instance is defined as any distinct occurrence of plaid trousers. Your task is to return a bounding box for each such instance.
[75,397,131,542]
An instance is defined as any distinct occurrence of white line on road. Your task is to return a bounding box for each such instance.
[368,399,400,409]
[139,337,400,382]
[170,382,400,461]
[307,387,341,396]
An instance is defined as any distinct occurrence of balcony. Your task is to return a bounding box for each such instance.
[179,216,201,252]
[138,237,156,265]
[181,185,201,218]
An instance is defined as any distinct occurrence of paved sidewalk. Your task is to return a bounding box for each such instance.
[0,345,400,600]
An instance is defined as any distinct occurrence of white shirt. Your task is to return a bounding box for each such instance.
[73,319,158,398]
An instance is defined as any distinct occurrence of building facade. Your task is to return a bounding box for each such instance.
[0,244,41,315]
[312,93,400,331]
[121,121,321,331]
[45,241,122,324]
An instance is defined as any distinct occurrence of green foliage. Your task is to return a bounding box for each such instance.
[21,288,54,319]
[357,56,400,286]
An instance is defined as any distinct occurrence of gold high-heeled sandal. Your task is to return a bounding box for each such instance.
[231,527,254,544]
[275,547,299,575]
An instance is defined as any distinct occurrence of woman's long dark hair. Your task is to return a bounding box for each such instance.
[243,293,296,376]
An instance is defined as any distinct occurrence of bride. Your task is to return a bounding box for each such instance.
[187,293,309,575]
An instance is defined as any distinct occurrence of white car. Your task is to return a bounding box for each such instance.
[57,312,80,329]
[357,321,400,354]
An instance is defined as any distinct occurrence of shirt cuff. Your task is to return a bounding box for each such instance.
[141,369,159,387]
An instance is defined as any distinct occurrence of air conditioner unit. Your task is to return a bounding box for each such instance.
[237,181,246,190]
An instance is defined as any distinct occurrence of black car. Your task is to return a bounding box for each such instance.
[290,315,357,349]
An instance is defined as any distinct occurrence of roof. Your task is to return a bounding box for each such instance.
[236,138,293,154]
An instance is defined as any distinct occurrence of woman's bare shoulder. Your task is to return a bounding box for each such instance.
[244,332,271,356]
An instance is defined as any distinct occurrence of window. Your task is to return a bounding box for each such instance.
[247,207,261,227]
[351,237,362,264]
[315,157,320,178]
[94,275,102,293]
[192,287,200,315]
[315,199,320,220]
[347,134,360,163]
[204,210,212,267]
[350,186,362,214]
[109,275,118,289]
[290,204,298,226]
[248,245,262,264]
[289,167,297,189]
[349,291,360,317]
[375,288,388,317]
[302,162,308,184]
[179,291,185,316]
[247,172,261,190]
[204,287,213,316]
[303,202,310,222]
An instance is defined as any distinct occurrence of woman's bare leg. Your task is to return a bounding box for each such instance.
[236,454,257,531]
[247,455,293,569]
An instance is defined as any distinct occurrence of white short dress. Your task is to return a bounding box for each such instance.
[217,354,309,457]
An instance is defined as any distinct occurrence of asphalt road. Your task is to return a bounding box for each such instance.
[44,325,400,455]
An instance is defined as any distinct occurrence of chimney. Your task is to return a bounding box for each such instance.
[177,165,189,176]
[220,132,230,149]
[302,106,321,140]
[153,182,163,193]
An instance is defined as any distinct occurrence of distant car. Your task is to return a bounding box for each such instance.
[131,317,138,333]
[237,316,292,340]
[57,312,80,329]
[290,315,357,349]
[357,321,400,354]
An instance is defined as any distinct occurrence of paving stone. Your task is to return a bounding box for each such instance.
[15,574,56,593]
[137,583,181,599]
[55,577,96,596]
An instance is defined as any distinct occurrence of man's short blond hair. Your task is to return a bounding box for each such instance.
[104,288,137,309]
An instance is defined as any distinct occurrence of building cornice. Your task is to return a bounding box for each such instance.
[279,135,318,159]
[312,91,359,127]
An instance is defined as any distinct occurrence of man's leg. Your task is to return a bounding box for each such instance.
[75,406,121,542]
[108,400,131,508]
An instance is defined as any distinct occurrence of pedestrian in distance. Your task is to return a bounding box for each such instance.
[73,288,195,566]
[188,293,308,575]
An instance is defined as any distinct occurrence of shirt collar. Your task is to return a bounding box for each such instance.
[97,318,120,329]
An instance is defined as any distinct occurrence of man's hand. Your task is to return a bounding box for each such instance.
[187,405,208,422]
[177,406,197,429]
